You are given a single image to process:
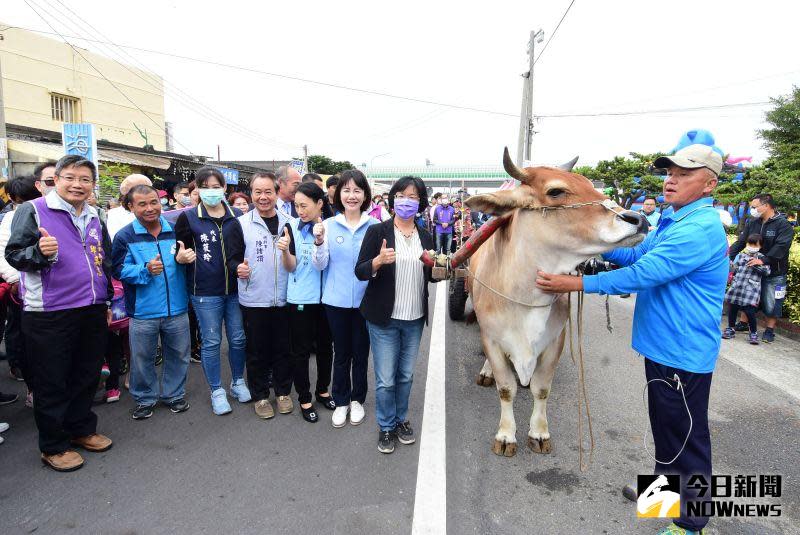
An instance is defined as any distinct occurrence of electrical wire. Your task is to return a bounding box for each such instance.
[534,0,577,65]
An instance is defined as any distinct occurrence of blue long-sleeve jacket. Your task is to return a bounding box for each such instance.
[582,197,728,373]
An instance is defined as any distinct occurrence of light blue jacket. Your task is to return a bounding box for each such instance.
[582,197,728,373]
[287,218,325,305]
[312,212,377,308]
[237,209,290,308]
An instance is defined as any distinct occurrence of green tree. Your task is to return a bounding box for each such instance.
[584,152,667,208]
[98,162,133,202]
[307,154,354,175]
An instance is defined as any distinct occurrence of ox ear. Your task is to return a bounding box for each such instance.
[464,188,530,217]
[558,156,579,172]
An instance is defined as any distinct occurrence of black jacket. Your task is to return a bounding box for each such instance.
[729,213,794,276]
[355,218,436,326]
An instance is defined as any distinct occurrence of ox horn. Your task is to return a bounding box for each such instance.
[502,147,527,183]
[558,156,579,172]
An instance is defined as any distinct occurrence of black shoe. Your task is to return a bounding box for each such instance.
[762,329,775,343]
[9,366,24,382]
[619,293,631,298]
[120,358,129,375]
[132,404,155,420]
[394,421,416,445]
[190,350,201,364]
[315,392,336,411]
[166,398,189,413]
[622,483,637,502]
[733,321,749,332]
[301,405,318,423]
[378,430,395,454]
[0,392,19,405]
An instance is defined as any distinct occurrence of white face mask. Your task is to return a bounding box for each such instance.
[745,246,760,254]
[749,206,760,218]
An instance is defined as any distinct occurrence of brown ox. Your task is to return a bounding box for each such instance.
[463,149,647,457]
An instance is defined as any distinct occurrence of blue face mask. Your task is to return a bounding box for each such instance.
[199,189,225,207]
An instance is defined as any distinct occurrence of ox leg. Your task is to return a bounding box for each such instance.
[476,358,494,387]
[484,340,517,457]
[527,329,565,454]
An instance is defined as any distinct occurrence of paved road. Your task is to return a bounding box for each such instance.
[1,289,798,534]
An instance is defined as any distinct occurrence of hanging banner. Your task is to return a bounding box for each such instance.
[217,167,240,186]
[291,159,306,174]
[62,123,99,170]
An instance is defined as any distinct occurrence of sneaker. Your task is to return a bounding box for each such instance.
[762,329,775,344]
[733,321,749,332]
[332,405,349,428]
[25,391,33,408]
[254,399,274,419]
[349,401,365,425]
[378,430,395,454]
[0,392,19,405]
[394,421,416,445]
[9,366,24,382]
[166,398,189,413]
[748,332,760,345]
[105,389,121,403]
[100,364,110,378]
[0,422,9,433]
[211,388,232,415]
[132,404,155,420]
[230,378,252,403]
[721,327,735,339]
[656,523,703,535]
[276,395,294,414]
[190,349,202,364]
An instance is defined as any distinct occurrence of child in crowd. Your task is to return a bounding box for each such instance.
[723,233,770,344]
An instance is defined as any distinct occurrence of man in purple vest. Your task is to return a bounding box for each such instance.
[6,154,114,472]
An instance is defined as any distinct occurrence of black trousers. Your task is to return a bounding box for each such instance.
[241,305,291,400]
[6,299,31,387]
[288,303,333,404]
[104,331,125,391]
[727,303,757,332]
[22,304,107,454]
[646,358,713,532]
[325,305,370,407]
[188,303,201,352]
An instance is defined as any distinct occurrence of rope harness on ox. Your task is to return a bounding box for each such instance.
[424,197,635,472]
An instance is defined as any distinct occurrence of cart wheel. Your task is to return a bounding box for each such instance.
[449,276,468,321]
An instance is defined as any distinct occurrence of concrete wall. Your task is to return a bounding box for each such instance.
[0,24,166,150]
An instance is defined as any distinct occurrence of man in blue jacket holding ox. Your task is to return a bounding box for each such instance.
[112,184,194,420]
[536,144,729,535]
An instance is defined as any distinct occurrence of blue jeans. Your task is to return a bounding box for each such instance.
[129,314,191,405]
[367,318,424,432]
[436,231,452,254]
[190,295,247,391]
[760,274,787,318]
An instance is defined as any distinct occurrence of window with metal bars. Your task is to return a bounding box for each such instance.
[50,94,79,122]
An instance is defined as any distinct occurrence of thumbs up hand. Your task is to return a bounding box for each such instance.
[38,227,58,257]
[313,217,325,244]
[277,226,291,252]
[175,240,196,264]
[237,257,251,279]
[376,238,396,266]
[147,253,164,275]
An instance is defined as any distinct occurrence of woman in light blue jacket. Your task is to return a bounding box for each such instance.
[312,170,378,428]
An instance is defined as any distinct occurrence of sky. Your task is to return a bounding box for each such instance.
[3,0,799,168]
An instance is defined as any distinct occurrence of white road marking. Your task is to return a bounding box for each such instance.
[411,282,447,535]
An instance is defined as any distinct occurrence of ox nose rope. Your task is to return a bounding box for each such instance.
[640,369,693,465]
[567,291,594,472]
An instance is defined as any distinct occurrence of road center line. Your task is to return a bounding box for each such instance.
[411,282,447,535]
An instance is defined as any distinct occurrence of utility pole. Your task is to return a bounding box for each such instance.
[516,29,544,167]
[302,144,308,173]
[0,45,10,179]
[217,144,221,162]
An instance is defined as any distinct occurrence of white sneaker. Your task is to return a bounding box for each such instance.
[0,422,8,433]
[349,401,365,425]
[332,406,349,428]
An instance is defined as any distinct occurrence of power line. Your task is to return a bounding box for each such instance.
[534,0,577,65]
[537,101,772,118]
[36,0,298,152]
[21,0,197,155]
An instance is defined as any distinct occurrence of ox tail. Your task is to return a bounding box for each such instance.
[465,310,478,325]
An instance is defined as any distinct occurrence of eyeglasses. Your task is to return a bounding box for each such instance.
[57,175,94,186]
[42,179,56,187]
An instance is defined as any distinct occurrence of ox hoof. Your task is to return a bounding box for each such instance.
[492,438,517,457]
[476,374,495,387]
[527,436,552,454]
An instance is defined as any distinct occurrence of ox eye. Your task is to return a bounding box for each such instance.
[546,188,566,198]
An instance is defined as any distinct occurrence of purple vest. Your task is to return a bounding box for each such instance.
[24,197,108,311]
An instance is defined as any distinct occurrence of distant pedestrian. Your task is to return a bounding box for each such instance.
[433,195,455,254]
[229,192,251,214]
[722,233,770,344]
[276,165,301,218]
[106,174,152,240]
[356,176,436,454]
[312,169,378,428]
[640,197,661,229]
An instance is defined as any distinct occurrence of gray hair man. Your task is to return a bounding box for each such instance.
[106,174,153,240]
[275,165,301,218]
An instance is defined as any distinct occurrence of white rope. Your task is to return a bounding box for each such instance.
[641,371,693,465]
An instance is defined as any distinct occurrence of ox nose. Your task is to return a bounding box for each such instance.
[618,210,649,234]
